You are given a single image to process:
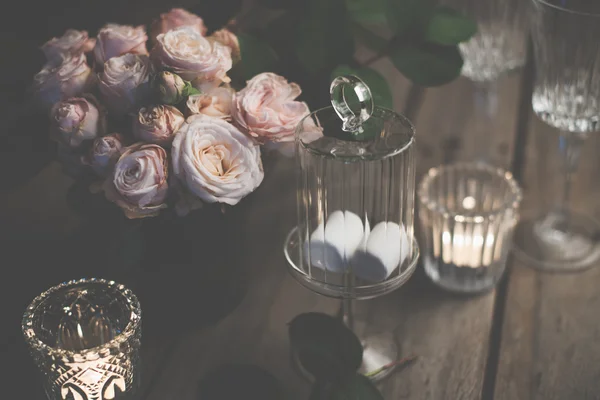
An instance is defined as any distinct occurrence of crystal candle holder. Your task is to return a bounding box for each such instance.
[418,162,522,293]
[22,278,142,400]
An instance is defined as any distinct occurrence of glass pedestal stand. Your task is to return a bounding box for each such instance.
[284,228,420,382]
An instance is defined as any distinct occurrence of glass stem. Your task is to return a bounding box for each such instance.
[341,271,355,332]
[473,80,499,164]
[341,297,355,332]
[558,131,587,215]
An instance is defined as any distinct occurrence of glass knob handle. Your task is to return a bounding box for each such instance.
[330,75,374,133]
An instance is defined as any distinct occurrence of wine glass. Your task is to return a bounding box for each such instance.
[439,0,528,163]
[512,0,600,271]
[284,76,420,381]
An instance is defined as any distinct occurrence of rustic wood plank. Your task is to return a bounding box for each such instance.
[357,71,525,400]
[494,116,600,400]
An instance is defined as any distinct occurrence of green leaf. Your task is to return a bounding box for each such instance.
[182,82,201,97]
[385,0,436,35]
[390,41,463,87]
[352,22,388,53]
[309,374,385,400]
[289,313,363,382]
[331,65,393,109]
[295,0,355,74]
[346,0,387,25]
[238,33,279,79]
[424,6,477,45]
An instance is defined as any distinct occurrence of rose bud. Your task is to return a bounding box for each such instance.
[98,54,153,116]
[104,143,169,219]
[151,26,232,88]
[133,105,185,146]
[50,94,106,148]
[172,115,263,211]
[33,52,94,111]
[210,29,240,64]
[150,8,207,44]
[154,71,186,105]
[82,133,126,176]
[93,23,148,66]
[232,72,310,145]
[41,29,96,62]
[186,86,234,120]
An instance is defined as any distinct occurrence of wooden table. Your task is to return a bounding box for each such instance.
[4,23,600,400]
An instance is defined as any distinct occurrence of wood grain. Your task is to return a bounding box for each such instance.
[494,117,600,400]
[359,71,525,400]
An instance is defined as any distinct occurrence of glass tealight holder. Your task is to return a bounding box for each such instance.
[22,278,142,400]
[284,75,420,381]
[417,162,522,294]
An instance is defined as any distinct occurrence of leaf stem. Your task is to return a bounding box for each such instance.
[363,354,418,378]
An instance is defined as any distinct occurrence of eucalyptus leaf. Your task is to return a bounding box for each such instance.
[352,22,388,53]
[238,33,279,79]
[385,0,435,35]
[309,374,384,400]
[390,41,463,86]
[346,0,387,25]
[331,65,393,109]
[424,6,477,45]
[295,0,354,74]
[289,313,363,381]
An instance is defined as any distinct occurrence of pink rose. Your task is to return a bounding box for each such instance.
[151,26,232,87]
[50,95,105,148]
[210,29,240,63]
[33,52,94,110]
[93,24,148,66]
[104,143,169,218]
[186,87,234,120]
[232,73,310,145]
[150,8,207,43]
[172,115,263,212]
[83,133,126,177]
[133,105,185,146]
[41,29,96,62]
[98,54,153,115]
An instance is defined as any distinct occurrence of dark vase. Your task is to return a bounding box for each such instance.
[135,200,252,338]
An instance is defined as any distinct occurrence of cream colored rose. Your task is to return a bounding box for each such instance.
[186,87,234,120]
[133,105,185,146]
[33,52,94,110]
[104,143,169,218]
[232,72,310,144]
[151,26,232,86]
[50,95,105,148]
[98,54,152,115]
[210,29,240,63]
[83,133,126,176]
[93,24,148,66]
[172,115,263,210]
[41,29,96,62]
[150,8,207,43]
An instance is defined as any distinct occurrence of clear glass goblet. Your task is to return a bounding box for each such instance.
[284,76,419,381]
[512,0,600,271]
[22,278,142,400]
[439,0,528,163]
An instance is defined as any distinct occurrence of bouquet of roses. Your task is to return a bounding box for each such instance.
[32,8,314,219]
